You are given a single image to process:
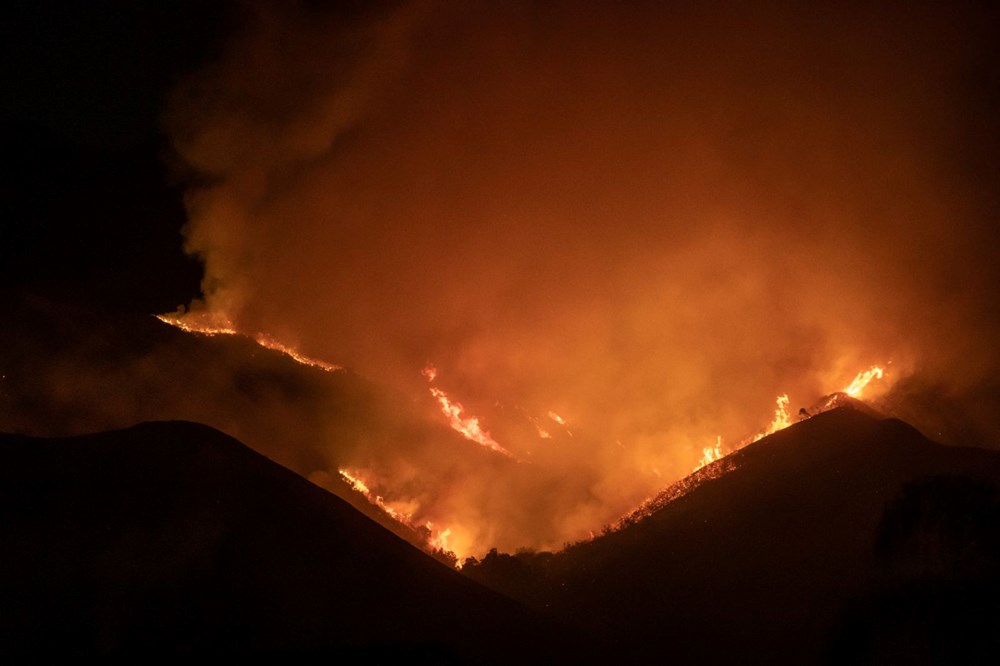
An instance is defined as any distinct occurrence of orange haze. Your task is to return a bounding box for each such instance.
[160,1,1000,557]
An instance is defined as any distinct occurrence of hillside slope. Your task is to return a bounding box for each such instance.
[466,408,1000,663]
[0,421,569,661]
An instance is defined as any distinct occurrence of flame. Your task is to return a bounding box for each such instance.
[155,310,237,336]
[548,411,572,436]
[428,525,453,552]
[694,435,724,471]
[843,365,885,397]
[530,416,552,439]
[339,468,469,566]
[422,365,512,457]
[619,452,742,531]
[421,364,438,382]
[691,364,886,471]
[160,313,894,557]
[156,311,341,373]
[756,394,791,441]
[633,362,886,534]
[338,468,414,524]
[428,388,512,456]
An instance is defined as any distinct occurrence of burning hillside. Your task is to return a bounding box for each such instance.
[158,299,895,561]
[3,1,999,661]
[461,407,1000,663]
[148,1,1000,555]
[3,0,1000,568]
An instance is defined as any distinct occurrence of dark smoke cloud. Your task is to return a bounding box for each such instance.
[157,0,1000,554]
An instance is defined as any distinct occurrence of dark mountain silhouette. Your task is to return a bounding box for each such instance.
[0,420,572,661]
[4,295,998,662]
[464,407,1000,664]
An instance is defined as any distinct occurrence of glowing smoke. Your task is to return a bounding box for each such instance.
[156,1,1000,554]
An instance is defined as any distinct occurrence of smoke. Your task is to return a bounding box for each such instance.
[160,1,1000,554]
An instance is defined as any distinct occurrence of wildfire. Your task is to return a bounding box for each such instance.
[428,524,453,552]
[843,365,885,397]
[548,411,572,437]
[519,408,572,440]
[429,388,512,456]
[157,309,895,559]
[155,311,342,373]
[694,436,725,471]
[339,468,469,566]
[338,469,413,524]
[422,365,512,457]
[753,394,791,442]
[527,414,551,439]
[690,363,886,472]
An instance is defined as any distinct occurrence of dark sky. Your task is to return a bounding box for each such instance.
[0,1,229,149]
[0,1,233,310]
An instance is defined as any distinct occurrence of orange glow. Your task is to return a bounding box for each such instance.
[754,394,792,442]
[338,468,371,495]
[152,0,1000,560]
[548,411,572,437]
[155,311,237,336]
[620,452,742,531]
[529,415,552,439]
[161,305,894,557]
[422,365,512,457]
[156,311,341,373]
[338,468,414,524]
[250,333,342,373]
[339,468,468,566]
[428,388,512,457]
[689,362,885,475]
[843,365,885,397]
[694,436,724,471]
[428,524,453,553]
[421,364,438,382]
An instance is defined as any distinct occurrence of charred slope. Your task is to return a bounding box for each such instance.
[465,408,1000,664]
[0,421,568,661]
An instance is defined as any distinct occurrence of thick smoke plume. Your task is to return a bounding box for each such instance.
[161,1,1000,555]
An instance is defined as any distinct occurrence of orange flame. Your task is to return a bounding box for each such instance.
[338,468,414,524]
[428,524,453,552]
[755,393,791,441]
[421,364,438,382]
[547,411,572,437]
[422,365,512,457]
[843,365,885,397]
[694,363,886,471]
[528,414,552,439]
[155,311,341,373]
[694,435,724,471]
[428,388,512,456]
[339,468,469,566]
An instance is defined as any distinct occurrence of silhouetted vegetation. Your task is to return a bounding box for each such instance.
[463,548,561,611]
[833,476,1000,664]
[463,411,1000,664]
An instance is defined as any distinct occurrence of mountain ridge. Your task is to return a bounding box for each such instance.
[0,419,574,660]
[463,407,1000,663]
